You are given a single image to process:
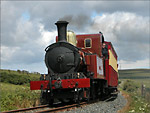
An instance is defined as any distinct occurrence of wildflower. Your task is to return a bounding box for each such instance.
[129,110,135,112]
[142,108,145,111]
[144,104,147,107]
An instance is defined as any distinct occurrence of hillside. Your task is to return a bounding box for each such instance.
[0,69,41,111]
[118,69,150,79]
[0,69,41,85]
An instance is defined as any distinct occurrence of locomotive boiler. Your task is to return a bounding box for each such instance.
[45,21,81,75]
[30,21,118,105]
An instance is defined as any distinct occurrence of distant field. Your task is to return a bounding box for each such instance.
[119,69,150,79]
[119,69,150,88]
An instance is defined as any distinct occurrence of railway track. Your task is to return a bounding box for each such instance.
[36,102,86,113]
[2,102,86,113]
[1,104,49,113]
[2,91,119,113]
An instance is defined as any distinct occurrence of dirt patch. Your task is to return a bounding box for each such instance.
[118,91,131,113]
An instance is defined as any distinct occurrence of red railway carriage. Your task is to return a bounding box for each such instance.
[30,21,118,105]
[76,34,118,87]
[105,42,118,87]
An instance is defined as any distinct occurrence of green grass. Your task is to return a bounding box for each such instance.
[119,69,150,79]
[119,69,150,112]
[120,80,150,113]
[0,69,41,112]
[132,79,150,88]
[0,69,40,85]
[0,69,41,78]
[1,69,149,112]
[0,82,41,112]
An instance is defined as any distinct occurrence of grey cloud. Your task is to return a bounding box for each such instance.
[32,2,93,31]
[89,12,149,62]
[2,1,149,32]
[59,14,93,31]
[84,1,149,16]
[2,20,41,47]
[1,1,149,73]
[26,1,149,31]
[1,44,45,65]
[1,61,46,73]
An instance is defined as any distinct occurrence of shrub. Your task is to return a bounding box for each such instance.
[123,80,139,92]
[0,70,40,85]
[118,80,121,84]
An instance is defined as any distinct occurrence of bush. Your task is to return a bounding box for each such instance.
[0,70,40,85]
[123,80,139,92]
[118,80,121,84]
[1,72,29,85]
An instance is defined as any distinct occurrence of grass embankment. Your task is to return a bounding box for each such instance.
[0,69,41,112]
[119,69,150,113]
[0,69,40,85]
[0,83,40,111]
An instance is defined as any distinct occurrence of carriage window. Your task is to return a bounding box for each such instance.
[85,39,92,48]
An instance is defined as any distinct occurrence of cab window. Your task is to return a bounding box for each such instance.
[84,39,92,48]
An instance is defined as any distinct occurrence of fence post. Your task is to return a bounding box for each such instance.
[141,83,144,97]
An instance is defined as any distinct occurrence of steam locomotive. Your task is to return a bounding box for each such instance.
[30,21,118,105]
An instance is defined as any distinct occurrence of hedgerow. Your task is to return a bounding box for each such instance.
[0,70,40,85]
[123,80,138,92]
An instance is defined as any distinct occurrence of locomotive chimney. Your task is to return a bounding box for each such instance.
[55,21,69,42]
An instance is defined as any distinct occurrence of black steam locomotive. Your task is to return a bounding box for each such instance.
[30,21,118,105]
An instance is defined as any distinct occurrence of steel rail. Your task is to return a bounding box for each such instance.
[35,102,86,113]
[1,104,49,113]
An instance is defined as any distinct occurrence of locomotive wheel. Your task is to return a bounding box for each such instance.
[86,89,90,103]
[74,88,80,104]
[49,99,54,106]
[59,99,70,103]
[40,91,47,105]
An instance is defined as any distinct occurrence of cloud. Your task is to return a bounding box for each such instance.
[1,17,56,67]
[1,61,47,73]
[4,1,147,31]
[37,25,57,47]
[1,1,149,73]
[83,1,149,16]
[1,46,20,63]
[119,58,150,70]
[59,14,93,31]
[88,12,149,62]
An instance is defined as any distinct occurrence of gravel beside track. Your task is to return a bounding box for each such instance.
[59,93,127,113]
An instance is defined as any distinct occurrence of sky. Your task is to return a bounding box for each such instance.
[1,1,150,73]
